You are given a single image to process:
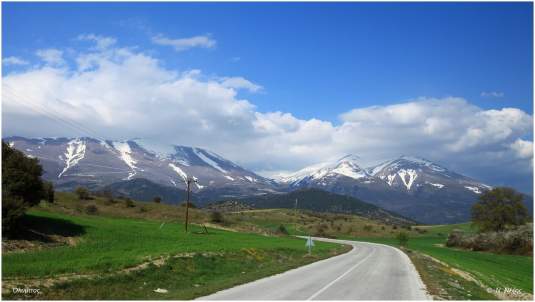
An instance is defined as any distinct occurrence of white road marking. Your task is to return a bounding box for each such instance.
[306,247,376,300]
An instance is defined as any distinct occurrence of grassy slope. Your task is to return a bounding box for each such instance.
[2,194,348,299]
[353,223,533,294]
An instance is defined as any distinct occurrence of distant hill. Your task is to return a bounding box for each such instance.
[236,188,416,226]
[103,178,186,204]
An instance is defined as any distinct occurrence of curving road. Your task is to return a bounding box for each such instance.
[198,237,430,300]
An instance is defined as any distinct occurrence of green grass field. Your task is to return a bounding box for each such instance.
[3,209,348,299]
[352,223,533,294]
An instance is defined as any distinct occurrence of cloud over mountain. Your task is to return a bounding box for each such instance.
[2,34,533,192]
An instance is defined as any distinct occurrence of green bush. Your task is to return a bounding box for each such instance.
[277,224,289,235]
[153,196,161,203]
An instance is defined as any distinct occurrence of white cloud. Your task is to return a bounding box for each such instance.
[2,37,533,191]
[510,139,533,159]
[220,77,263,93]
[35,48,64,66]
[481,91,504,97]
[3,56,29,66]
[77,34,117,50]
[151,34,216,52]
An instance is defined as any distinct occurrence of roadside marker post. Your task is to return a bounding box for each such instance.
[305,236,315,254]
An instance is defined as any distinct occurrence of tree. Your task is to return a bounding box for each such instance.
[124,198,135,208]
[396,231,409,246]
[210,211,224,223]
[153,196,161,203]
[2,141,45,236]
[472,187,528,232]
[75,186,90,200]
[42,181,55,203]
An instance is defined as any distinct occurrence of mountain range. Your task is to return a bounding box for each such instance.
[277,155,495,223]
[5,136,525,224]
[5,136,278,200]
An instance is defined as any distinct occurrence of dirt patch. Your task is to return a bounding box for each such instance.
[2,251,227,294]
[2,235,81,254]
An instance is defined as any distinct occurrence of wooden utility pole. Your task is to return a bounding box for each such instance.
[185,178,193,232]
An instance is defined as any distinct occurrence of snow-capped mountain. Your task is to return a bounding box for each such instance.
[279,154,374,186]
[5,136,278,200]
[279,155,493,224]
[368,155,491,194]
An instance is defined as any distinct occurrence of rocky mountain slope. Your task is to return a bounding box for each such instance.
[5,136,278,200]
[278,155,494,223]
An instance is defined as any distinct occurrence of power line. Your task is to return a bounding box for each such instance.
[3,84,108,142]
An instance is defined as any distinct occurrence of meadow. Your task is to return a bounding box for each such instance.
[2,195,348,299]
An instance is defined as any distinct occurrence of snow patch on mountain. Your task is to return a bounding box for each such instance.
[331,162,369,180]
[386,174,396,186]
[8,141,15,147]
[169,163,187,182]
[58,138,86,178]
[426,182,445,189]
[224,175,235,181]
[245,176,257,182]
[465,186,482,194]
[397,169,417,190]
[193,148,227,173]
[112,141,138,180]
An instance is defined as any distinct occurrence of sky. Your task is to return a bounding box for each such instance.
[2,2,534,193]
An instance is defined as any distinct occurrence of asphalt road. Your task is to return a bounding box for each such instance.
[198,237,430,300]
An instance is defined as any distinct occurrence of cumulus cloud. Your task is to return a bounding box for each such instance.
[35,48,64,66]
[3,56,29,66]
[151,34,216,52]
[511,139,533,159]
[220,77,263,93]
[2,36,533,192]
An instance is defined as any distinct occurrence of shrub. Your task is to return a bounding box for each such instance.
[75,186,91,200]
[85,205,98,215]
[210,211,224,223]
[124,198,135,208]
[446,225,533,255]
[363,225,373,232]
[397,231,409,246]
[138,206,148,213]
[153,196,162,203]
[472,187,528,232]
[2,141,45,237]
[277,224,289,235]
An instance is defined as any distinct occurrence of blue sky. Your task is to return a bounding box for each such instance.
[4,2,533,121]
[2,2,533,192]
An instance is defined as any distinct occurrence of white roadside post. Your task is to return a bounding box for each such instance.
[305,236,315,254]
